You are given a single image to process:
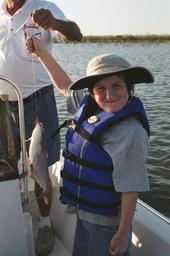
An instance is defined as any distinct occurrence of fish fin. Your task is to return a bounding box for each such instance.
[25,137,32,142]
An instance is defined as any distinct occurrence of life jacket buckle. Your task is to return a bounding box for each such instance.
[67,119,76,130]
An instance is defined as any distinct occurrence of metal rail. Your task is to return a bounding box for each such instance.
[138,199,170,224]
[0,75,29,204]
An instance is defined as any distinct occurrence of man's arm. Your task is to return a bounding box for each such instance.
[32,9,82,41]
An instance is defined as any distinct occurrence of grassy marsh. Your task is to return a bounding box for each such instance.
[81,34,170,43]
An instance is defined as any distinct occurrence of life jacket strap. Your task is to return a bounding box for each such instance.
[51,120,69,137]
[60,187,121,210]
[61,169,115,191]
[67,119,98,143]
[63,150,113,172]
[52,119,98,142]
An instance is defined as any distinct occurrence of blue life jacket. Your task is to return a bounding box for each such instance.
[60,95,150,216]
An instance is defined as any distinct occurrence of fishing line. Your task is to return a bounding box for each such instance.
[0,0,39,48]
[30,50,39,118]
[29,26,41,120]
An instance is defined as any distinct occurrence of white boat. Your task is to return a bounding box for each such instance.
[0,76,170,256]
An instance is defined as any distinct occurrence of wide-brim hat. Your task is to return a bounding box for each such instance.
[70,54,154,90]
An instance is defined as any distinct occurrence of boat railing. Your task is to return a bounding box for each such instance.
[138,199,170,224]
[0,75,29,204]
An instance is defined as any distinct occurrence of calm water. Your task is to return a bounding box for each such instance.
[52,43,170,218]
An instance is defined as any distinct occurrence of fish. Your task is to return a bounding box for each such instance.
[28,122,49,203]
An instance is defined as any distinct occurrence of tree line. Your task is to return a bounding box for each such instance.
[81,34,170,43]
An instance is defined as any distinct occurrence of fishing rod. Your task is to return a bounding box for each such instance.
[0,0,41,47]
[0,16,30,48]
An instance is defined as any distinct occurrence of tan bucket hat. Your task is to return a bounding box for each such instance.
[70,54,154,90]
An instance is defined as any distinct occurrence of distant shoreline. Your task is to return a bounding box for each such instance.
[81,35,170,43]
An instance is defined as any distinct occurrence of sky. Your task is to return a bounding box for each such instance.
[0,0,169,35]
[53,0,170,35]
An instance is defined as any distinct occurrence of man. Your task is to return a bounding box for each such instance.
[0,0,82,255]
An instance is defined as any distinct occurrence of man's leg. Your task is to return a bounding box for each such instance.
[33,86,60,255]
[35,177,55,256]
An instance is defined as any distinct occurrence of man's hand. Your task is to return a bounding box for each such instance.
[31,8,82,41]
[31,9,55,30]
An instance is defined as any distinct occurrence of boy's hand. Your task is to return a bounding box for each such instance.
[26,36,44,56]
[109,233,128,256]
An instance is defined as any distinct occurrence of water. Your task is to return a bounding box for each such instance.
[52,43,170,218]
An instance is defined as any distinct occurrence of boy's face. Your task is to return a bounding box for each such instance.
[92,74,129,113]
